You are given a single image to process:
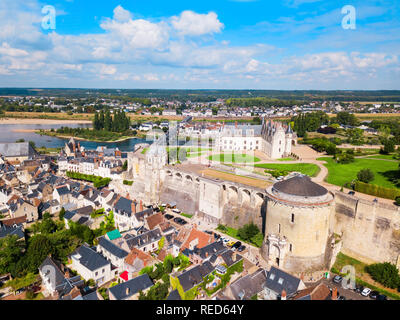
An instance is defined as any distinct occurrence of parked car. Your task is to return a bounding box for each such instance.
[369,291,379,299]
[164,214,174,220]
[222,238,229,244]
[237,245,246,252]
[376,294,387,300]
[232,241,242,249]
[338,296,346,300]
[15,288,26,295]
[332,275,343,284]
[354,285,364,294]
[227,241,236,247]
[361,288,371,297]
[348,191,355,196]
[204,230,213,235]
[172,208,181,214]
[214,233,221,240]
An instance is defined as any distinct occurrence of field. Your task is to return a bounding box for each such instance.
[207,153,261,163]
[254,163,320,177]
[318,157,400,188]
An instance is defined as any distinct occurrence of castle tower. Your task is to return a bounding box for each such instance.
[261,175,334,272]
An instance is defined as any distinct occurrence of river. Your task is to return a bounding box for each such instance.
[0,123,147,152]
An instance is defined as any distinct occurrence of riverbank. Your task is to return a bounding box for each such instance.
[0,118,92,125]
[37,129,139,143]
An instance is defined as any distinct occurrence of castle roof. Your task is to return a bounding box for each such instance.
[273,175,328,197]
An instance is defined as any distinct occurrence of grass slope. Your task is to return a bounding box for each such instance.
[318,156,400,189]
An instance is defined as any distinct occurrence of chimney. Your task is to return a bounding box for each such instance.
[332,287,338,300]
[140,200,143,212]
[235,121,238,129]
[300,273,304,281]
[205,252,209,257]
[281,290,287,300]
[65,270,71,278]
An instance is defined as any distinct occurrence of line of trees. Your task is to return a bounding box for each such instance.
[93,109,130,132]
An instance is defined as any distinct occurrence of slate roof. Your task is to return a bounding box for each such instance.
[166,289,181,300]
[177,261,214,292]
[229,269,267,300]
[265,266,302,296]
[72,245,110,271]
[98,236,129,259]
[109,274,153,300]
[0,223,24,239]
[273,175,328,197]
[0,142,36,158]
[126,228,162,250]
[63,211,76,220]
[55,186,70,196]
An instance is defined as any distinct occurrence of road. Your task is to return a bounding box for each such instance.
[313,278,373,301]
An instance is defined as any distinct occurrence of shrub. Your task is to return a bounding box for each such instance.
[366,262,400,289]
[395,196,400,206]
[357,169,374,183]
[354,181,400,200]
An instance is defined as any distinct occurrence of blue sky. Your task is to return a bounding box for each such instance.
[0,0,399,89]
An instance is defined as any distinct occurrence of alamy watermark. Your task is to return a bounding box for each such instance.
[42,5,56,30]
[341,5,356,30]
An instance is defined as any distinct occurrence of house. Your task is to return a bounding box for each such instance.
[97,236,129,274]
[0,142,37,162]
[124,247,157,279]
[124,227,163,253]
[261,266,306,300]
[224,268,267,300]
[179,226,213,254]
[0,221,25,240]
[292,282,332,300]
[171,261,215,299]
[39,256,84,298]
[69,244,114,286]
[9,198,38,223]
[53,185,70,205]
[183,240,226,265]
[144,212,164,230]
[108,274,153,300]
[113,196,153,232]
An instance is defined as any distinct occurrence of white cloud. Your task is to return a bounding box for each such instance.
[171,10,224,36]
[113,5,132,22]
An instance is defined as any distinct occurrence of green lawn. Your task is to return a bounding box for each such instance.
[208,153,261,163]
[277,157,295,161]
[180,212,193,219]
[365,154,396,160]
[318,156,400,189]
[254,163,320,177]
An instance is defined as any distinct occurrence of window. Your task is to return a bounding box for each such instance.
[278,278,284,285]
[291,213,295,223]
[95,272,98,276]
[278,224,281,233]
[289,244,293,252]
[269,273,275,280]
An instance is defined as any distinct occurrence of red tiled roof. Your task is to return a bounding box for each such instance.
[146,212,164,230]
[181,227,212,251]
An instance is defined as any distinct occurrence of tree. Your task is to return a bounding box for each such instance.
[0,235,25,277]
[357,169,374,183]
[380,138,395,154]
[237,223,260,241]
[59,207,66,221]
[104,110,112,131]
[25,235,53,273]
[366,262,400,289]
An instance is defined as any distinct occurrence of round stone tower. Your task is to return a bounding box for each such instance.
[261,175,335,272]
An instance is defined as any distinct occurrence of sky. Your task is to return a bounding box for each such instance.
[0,0,399,90]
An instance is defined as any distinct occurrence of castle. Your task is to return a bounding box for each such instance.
[215,119,296,159]
[123,121,400,274]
